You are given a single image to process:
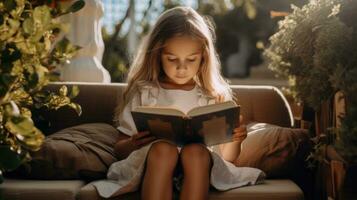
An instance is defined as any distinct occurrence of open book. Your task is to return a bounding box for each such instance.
[131,101,240,146]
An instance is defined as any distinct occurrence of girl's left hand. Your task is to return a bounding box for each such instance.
[232,115,247,143]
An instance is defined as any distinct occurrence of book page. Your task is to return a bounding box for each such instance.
[131,111,188,146]
[133,106,186,117]
[189,105,239,146]
[187,100,237,117]
[147,118,175,141]
[201,116,231,145]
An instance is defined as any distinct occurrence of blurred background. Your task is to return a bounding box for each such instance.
[100,0,308,87]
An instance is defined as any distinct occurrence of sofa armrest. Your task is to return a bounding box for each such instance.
[231,85,294,127]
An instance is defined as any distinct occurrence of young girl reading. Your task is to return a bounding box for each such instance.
[93,6,265,200]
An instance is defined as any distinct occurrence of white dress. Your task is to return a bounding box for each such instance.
[92,84,265,198]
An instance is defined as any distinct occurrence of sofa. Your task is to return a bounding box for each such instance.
[0,82,311,200]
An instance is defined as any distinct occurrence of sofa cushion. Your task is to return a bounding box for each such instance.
[209,179,304,200]
[79,183,139,200]
[14,123,121,181]
[235,123,310,178]
[0,179,85,200]
[78,179,303,200]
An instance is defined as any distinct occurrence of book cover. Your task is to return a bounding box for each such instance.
[131,101,240,146]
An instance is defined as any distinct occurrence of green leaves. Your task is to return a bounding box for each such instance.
[4,0,17,12]
[243,0,257,19]
[264,0,357,163]
[59,85,68,96]
[31,85,81,114]
[3,101,20,116]
[5,115,44,151]
[56,86,82,115]
[1,101,44,151]
[22,17,35,35]
[33,6,51,28]
[1,43,22,72]
[264,0,347,109]
[1,74,17,86]
[69,85,79,98]
[62,0,85,15]
[46,37,80,74]
[68,102,82,116]
[25,6,52,42]
[0,0,85,175]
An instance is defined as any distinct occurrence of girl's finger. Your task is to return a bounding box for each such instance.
[131,132,150,145]
[137,136,156,147]
[233,129,247,138]
[234,125,247,132]
[215,94,224,103]
[136,131,151,139]
[233,133,247,139]
[233,132,247,139]
[233,133,247,138]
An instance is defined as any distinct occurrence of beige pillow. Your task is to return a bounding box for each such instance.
[15,123,122,181]
[234,123,310,178]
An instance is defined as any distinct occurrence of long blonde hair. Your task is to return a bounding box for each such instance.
[115,6,232,123]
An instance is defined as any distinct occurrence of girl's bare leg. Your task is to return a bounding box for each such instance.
[179,144,212,200]
[141,141,179,200]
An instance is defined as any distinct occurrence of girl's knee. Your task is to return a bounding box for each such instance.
[147,141,179,164]
[180,144,211,163]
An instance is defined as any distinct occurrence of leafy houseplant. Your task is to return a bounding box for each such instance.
[264,0,357,163]
[0,0,85,182]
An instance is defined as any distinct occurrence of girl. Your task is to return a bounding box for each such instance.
[93,6,264,200]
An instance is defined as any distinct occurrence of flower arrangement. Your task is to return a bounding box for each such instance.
[0,0,85,182]
[264,0,357,163]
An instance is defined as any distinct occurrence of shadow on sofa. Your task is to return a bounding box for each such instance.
[0,82,314,200]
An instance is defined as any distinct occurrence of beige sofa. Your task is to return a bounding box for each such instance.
[0,83,307,200]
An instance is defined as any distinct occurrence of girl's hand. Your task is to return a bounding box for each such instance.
[232,115,247,143]
[130,131,156,149]
[114,131,156,160]
[215,94,225,103]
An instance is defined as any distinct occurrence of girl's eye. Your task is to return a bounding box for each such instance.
[167,58,177,62]
[187,59,196,62]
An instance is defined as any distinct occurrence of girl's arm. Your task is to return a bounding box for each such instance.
[219,142,240,162]
[219,115,247,163]
[114,131,156,160]
[215,97,247,162]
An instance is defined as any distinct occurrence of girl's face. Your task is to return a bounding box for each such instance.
[161,35,203,85]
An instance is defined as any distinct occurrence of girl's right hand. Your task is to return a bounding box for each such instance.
[130,131,156,149]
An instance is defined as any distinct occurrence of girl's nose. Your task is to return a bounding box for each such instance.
[176,61,188,70]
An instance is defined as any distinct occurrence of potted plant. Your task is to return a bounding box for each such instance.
[264,0,357,163]
[0,0,85,182]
